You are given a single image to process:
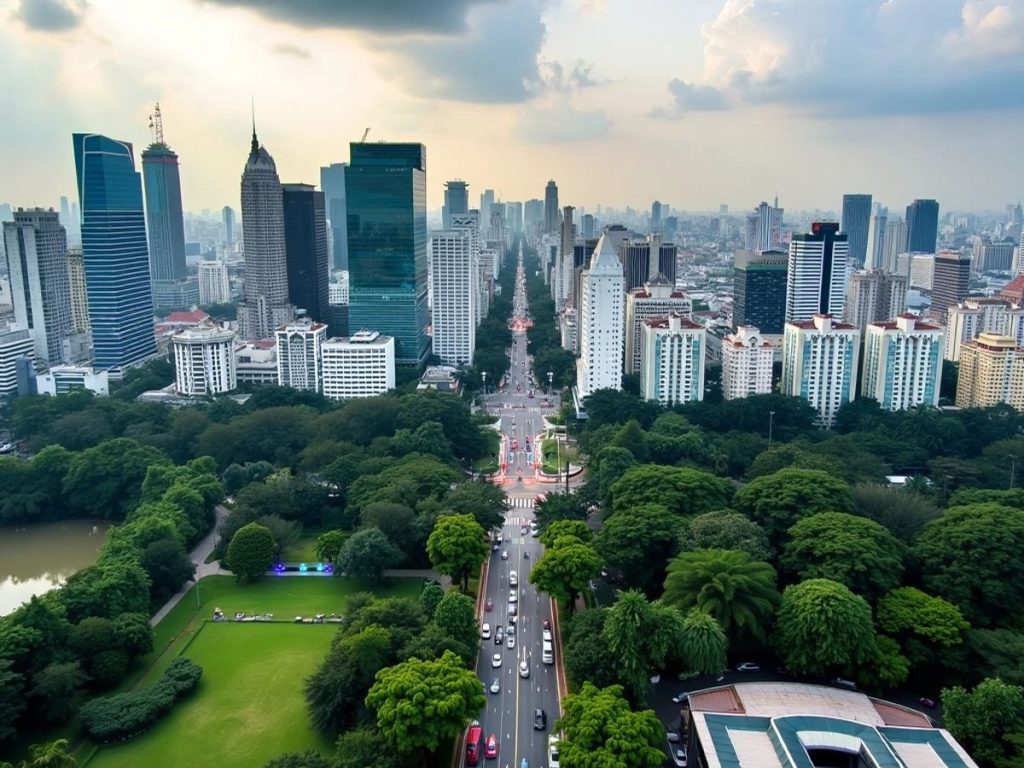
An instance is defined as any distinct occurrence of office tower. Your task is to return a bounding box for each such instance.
[840,194,872,266]
[956,333,1024,410]
[908,254,935,289]
[36,366,109,397]
[448,210,485,327]
[430,229,475,366]
[721,325,774,400]
[322,331,395,399]
[0,326,34,395]
[275,319,326,391]
[744,201,784,252]
[785,222,849,323]
[505,202,523,235]
[319,163,348,270]
[867,207,887,269]
[620,236,677,291]
[72,133,157,369]
[664,216,679,241]
[66,248,90,332]
[59,196,70,224]
[442,180,468,230]
[238,128,292,340]
[639,314,706,405]
[346,142,429,368]
[171,324,237,395]
[581,214,595,240]
[906,199,940,253]
[576,235,624,398]
[781,314,860,428]
[480,189,495,234]
[524,199,543,235]
[544,181,559,235]
[3,208,74,363]
[862,315,943,411]
[141,107,187,284]
[882,217,908,272]
[844,269,908,332]
[974,239,1015,272]
[651,201,662,232]
[624,273,692,375]
[282,183,330,327]
[944,297,1024,361]
[198,259,231,305]
[931,250,971,323]
[733,249,787,334]
[222,206,235,247]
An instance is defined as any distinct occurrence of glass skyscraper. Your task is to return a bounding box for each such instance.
[840,193,872,266]
[283,183,330,327]
[906,199,939,254]
[319,163,348,271]
[73,133,156,370]
[141,140,187,281]
[345,142,428,367]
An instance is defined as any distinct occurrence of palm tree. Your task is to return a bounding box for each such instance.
[602,590,686,702]
[662,549,780,643]
[23,739,77,768]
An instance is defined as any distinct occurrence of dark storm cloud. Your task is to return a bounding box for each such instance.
[12,0,87,32]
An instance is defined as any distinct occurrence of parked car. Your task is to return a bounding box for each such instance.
[485,598,493,611]
[542,629,552,642]
[548,736,560,768]
[736,662,760,672]
[672,692,689,705]
[669,743,688,767]
[509,589,518,603]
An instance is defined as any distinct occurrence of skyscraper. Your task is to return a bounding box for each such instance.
[733,249,787,334]
[931,250,971,323]
[3,208,74,363]
[198,260,231,305]
[544,181,559,235]
[782,314,860,428]
[319,163,348,270]
[576,235,624,398]
[66,248,90,333]
[222,205,235,247]
[238,127,292,340]
[944,297,1024,362]
[905,199,940,253]
[844,269,907,332]
[141,106,187,283]
[346,142,429,367]
[744,201,784,252]
[620,236,677,291]
[504,202,523,235]
[840,194,872,267]
[651,200,662,232]
[480,189,495,234]
[443,180,468,230]
[882,217,908,273]
[866,207,887,269]
[72,133,157,369]
[524,199,544,236]
[862,315,943,411]
[282,183,330,326]
[430,229,475,366]
[785,222,849,323]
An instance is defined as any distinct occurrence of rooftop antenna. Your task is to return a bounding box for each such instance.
[148,103,164,145]
[250,97,258,154]
[360,127,370,142]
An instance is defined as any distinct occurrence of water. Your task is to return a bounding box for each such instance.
[0,520,110,616]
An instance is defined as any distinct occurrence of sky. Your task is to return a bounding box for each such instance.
[0,0,1022,217]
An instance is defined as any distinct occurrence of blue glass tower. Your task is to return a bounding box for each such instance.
[73,134,156,370]
[345,142,428,367]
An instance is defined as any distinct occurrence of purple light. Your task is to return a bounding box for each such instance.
[324,563,334,574]
[273,562,286,573]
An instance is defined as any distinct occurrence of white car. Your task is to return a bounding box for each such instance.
[507,635,516,649]
[481,623,491,640]
[670,744,688,768]
[549,736,560,768]
[509,589,518,603]
[519,660,530,678]
[490,678,501,694]
[509,570,518,587]
[492,653,503,668]
[542,629,552,642]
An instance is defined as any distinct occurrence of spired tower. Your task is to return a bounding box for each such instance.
[238,125,293,339]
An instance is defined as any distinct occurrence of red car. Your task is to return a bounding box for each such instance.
[511,440,519,450]
[485,734,499,759]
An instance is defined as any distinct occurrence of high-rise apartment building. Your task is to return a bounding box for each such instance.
[442,180,468,230]
[430,229,476,366]
[931,250,971,323]
[733,249,787,335]
[782,313,860,428]
[319,163,348,270]
[544,181,559,235]
[956,333,1024,410]
[3,208,74,363]
[866,207,887,270]
[346,142,429,368]
[624,273,691,375]
[66,248,90,333]
[909,253,935,290]
[639,314,706,405]
[198,260,231,305]
[171,324,237,396]
[881,217,908,273]
[449,211,485,328]
[840,194,872,266]
[141,113,187,283]
[944,297,1024,361]
[844,269,907,332]
[861,315,943,411]
[322,330,395,400]
[73,133,157,369]
[282,183,330,326]
[576,235,624,398]
[222,205,235,247]
[906,199,940,254]
[785,222,849,323]
[721,325,774,400]
[0,326,34,395]
[275,319,326,391]
[239,129,292,340]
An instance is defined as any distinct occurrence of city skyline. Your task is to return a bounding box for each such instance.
[1,0,1022,213]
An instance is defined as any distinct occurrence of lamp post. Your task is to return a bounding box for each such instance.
[547,371,553,395]
[481,371,487,397]
[768,410,775,448]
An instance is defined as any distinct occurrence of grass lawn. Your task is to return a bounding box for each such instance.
[283,533,322,562]
[85,623,335,768]
[541,438,577,474]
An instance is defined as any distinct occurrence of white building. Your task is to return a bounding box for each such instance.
[944,297,1024,361]
[329,270,349,306]
[785,223,848,323]
[430,230,476,366]
[36,366,110,397]
[721,325,774,400]
[844,269,907,332]
[639,313,706,405]
[624,273,692,375]
[171,324,237,396]
[576,235,624,398]
[234,339,278,386]
[909,253,935,290]
[862,315,944,411]
[0,326,34,395]
[322,330,395,400]
[275,319,326,392]
[197,260,231,305]
[782,314,861,428]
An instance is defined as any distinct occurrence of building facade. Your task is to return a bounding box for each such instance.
[906,198,939,254]
[639,314,706,405]
[430,230,476,366]
[66,248,90,333]
[36,366,109,397]
[956,333,1024,410]
[275,319,326,391]
[844,269,908,332]
[861,315,943,411]
[782,314,860,427]
[840,194,872,266]
[222,205,235,248]
[171,324,237,396]
[785,223,849,323]
[442,180,468,230]
[282,183,330,325]
[721,325,774,400]
[0,326,34,395]
[733,249,787,334]
[198,259,231,305]
[234,339,277,386]
[322,330,395,400]
[141,132,187,283]
[319,162,348,270]
[931,250,971,323]
[576,235,624,398]
[619,236,677,291]
[544,181,559,235]
[624,274,692,375]
[944,297,1024,361]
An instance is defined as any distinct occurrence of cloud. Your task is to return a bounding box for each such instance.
[664,79,729,114]
[658,0,1024,117]
[270,42,310,59]
[533,60,603,95]
[12,0,87,31]
[513,103,612,144]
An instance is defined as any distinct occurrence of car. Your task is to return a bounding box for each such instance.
[509,570,518,587]
[543,619,551,630]
[669,743,688,768]
[481,623,491,640]
[520,526,529,535]
[495,627,504,644]
[485,598,493,611]
[534,709,547,730]
[667,730,681,743]
[507,623,515,635]
[506,634,515,649]
[520,760,529,768]
[519,660,530,678]
[501,551,508,560]
[485,734,499,759]
[736,662,760,672]
[497,533,504,544]
[548,735,560,768]
[490,678,501,694]
[531,528,540,538]
[508,602,517,616]
[492,653,502,668]
[542,628,552,642]
[672,692,690,705]
[509,589,518,603]
[492,542,500,552]
[511,440,519,450]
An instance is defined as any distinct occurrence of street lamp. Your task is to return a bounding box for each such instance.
[768,410,776,448]
[547,371,553,395]
[481,371,487,397]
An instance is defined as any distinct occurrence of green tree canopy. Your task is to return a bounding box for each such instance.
[876,587,969,671]
[226,522,275,582]
[942,678,1024,768]
[540,520,592,546]
[682,509,773,562]
[62,438,170,520]
[679,610,728,676]
[441,480,508,531]
[426,514,489,592]
[595,504,682,594]
[529,536,601,615]
[602,590,686,702]
[534,492,589,529]
[562,609,617,691]
[556,682,666,768]
[431,591,479,653]
[337,528,403,582]
[849,483,940,543]
[610,465,733,518]
[735,468,853,545]
[29,662,89,724]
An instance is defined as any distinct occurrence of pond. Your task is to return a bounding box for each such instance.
[0,519,110,616]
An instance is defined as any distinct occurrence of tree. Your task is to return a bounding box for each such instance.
[333,728,403,768]
[773,579,876,676]
[534,492,588,529]
[594,446,637,505]
[529,537,601,615]
[226,522,275,581]
[914,503,1024,627]
[426,514,489,592]
[943,678,1024,767]
[62,438,170,519]
[441,480,508,531]
[0,658,26,743]
[315,530,348,563]
[602,590,686,702]
[360,503,417,558]
[662,549,780,643]
[30,662,89,724]
[562,609,617,690]
[20,739,77,768]
[735,468,853,545]
[365,650,485,757]
[112,612,153,658]
[682,510,773,562]
[610,465,733,518]
[419,583,444,618]
[876,587,969,671]
[539,520,592,546]
[595,504,682,594]
[432,591,480,652]
[781,512,906,600]
[680,610,728,675]
[337,528,403,582]
[849,483,940,543]
[139,538,196,603]
[263,751,331,768]
[556,682,665,768]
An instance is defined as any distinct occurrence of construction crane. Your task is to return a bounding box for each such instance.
[360,127,370,142]
[148,103,164,145]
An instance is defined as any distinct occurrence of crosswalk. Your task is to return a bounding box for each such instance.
[505,515,533,526]
[507,497,535,509]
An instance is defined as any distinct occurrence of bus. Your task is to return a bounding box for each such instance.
[466,721,483,765]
